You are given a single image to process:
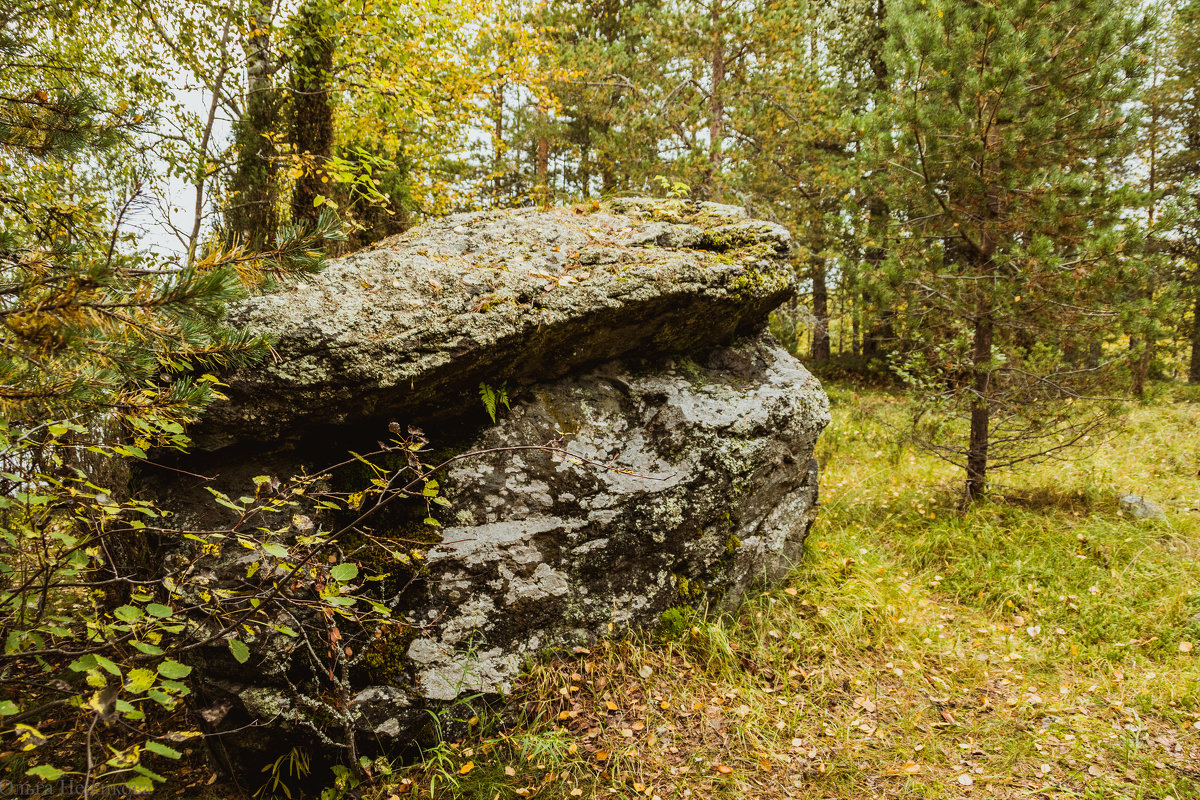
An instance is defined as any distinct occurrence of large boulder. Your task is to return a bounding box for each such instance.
[141,199,829,756]
[191,198,792,452]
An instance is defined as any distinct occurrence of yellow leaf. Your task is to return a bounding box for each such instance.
[459,761,474,775]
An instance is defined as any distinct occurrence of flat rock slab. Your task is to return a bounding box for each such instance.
[192,199,793,451]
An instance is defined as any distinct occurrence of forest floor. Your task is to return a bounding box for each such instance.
[361,381,1200,800]
[184,382,1200,800]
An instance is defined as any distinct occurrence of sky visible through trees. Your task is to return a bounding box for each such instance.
[6,0,1200,494]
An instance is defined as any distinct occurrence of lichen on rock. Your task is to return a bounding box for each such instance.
[189,198,797,452]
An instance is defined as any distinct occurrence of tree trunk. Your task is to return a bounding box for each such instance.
[536,137,549,185]
[1191,293,1200,384]
[290,0,334,229]
[965,312,993,502]
[1130,333,1152,398]
[861,0,892,362]
[706,0,725,197]
[861,195,891,361]
[535,105,550,205]
[226,0,279,249]
[811,253,830,364]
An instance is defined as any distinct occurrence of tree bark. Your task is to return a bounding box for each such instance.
[861,195,891,361]
[535,105,550,204]
[861,0,892,362]
[1130,332,1152,398]
[965,311,993,501]
[706,0,725,197]
[492,85,505,202]
[290,0,335,229]
[1190,292,1200,384]
[226,0,279,250]
[811,252,830,363]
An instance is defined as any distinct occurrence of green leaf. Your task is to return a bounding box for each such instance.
[125,668,157,694]
[94,654,121,676]
[156,659,192,679]
[114,604,144,622]
[145,603,174,618]
[69,654,98,672]
[124,776,155,793]
[261,542,290,559]
[479,382,498,422]
[26,765,64,780]
[228,639,250,664]
[424,517,442,528]
[144,741,182,760]
[330,563,359,582]
[113,443,148,459]
[0,700,19,715]
[130,641,164,656]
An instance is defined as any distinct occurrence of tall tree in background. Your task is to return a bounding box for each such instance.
[536,0,669,197]
[876,0,1150,500]
[732,0,853,363]
[1159,0,1200,382]
[289,0,335,227]
[226,0,281,249]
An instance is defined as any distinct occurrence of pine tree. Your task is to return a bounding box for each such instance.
[0,0,340,435]
[1159,0,1200,382]
[874,0,1150,500]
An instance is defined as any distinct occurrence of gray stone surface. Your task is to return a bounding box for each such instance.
[191,198,793,451]
[1118,494,1165,520]
[405,333,829,704]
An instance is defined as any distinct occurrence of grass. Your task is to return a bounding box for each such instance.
[340,383,1200,799]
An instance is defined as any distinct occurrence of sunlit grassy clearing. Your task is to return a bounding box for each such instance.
[375,383,1200,800]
